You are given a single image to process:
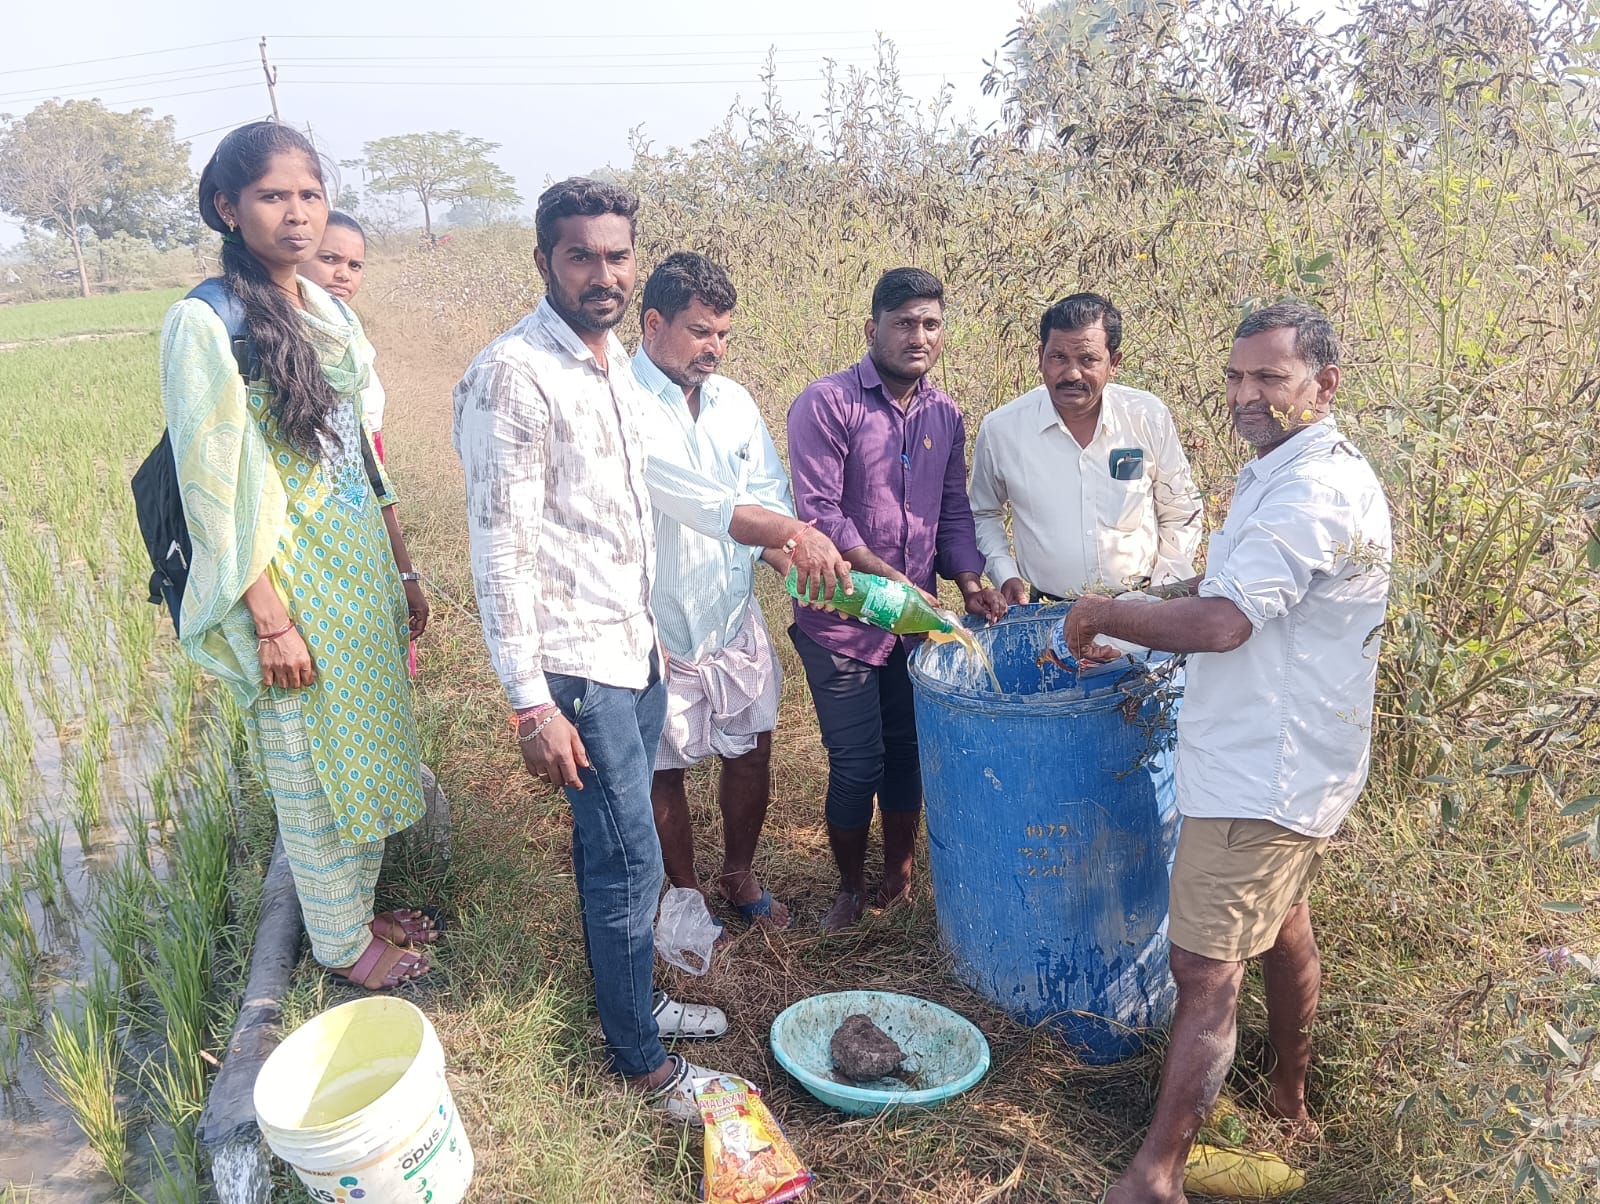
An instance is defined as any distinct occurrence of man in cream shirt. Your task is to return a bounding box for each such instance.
[970,293,1202,602]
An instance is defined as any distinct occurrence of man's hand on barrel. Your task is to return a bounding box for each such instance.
[957,573,1008,624]
[1064,594,1124,664]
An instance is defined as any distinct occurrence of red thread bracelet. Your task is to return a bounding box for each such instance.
[256,621,295,644]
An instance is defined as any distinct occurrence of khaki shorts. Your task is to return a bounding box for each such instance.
[1168,817,1329,962]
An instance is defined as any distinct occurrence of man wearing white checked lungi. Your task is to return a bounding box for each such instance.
[633,252,796,931]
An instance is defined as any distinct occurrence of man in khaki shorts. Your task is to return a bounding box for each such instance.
[1065,300,1392,1203]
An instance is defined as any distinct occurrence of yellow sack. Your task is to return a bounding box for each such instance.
[1183,1144,1305,1199]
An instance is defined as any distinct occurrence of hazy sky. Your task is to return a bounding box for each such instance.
[0,0,1344,246]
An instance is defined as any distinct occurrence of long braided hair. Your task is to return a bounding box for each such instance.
[197,123,340,458]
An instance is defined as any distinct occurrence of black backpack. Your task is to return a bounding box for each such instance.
[130,279,382,636]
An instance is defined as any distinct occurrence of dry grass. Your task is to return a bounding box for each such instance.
[243,275,1597,1203]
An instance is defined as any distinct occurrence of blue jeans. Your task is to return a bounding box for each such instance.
[547,668,668,1078]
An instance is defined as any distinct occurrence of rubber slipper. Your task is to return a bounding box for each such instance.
[731,887,794,930]
[652,992,728,1040]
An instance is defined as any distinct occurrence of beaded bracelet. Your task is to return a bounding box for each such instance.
[508,703,558,733]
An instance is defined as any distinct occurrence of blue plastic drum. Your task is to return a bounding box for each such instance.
[909,605,1182,1064]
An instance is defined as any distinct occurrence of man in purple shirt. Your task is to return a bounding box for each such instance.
[787,267,1007,931]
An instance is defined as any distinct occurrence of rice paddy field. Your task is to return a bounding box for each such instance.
[0,296,242,1202]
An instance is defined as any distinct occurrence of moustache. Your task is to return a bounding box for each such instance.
[580,288,625,306]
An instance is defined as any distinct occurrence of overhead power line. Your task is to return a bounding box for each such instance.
[177,113,273,141]
[268,30,949,41]
[0,66,259,106]
[284,71,984,89]
[0,58,255,101]
[272,42,971,64]
[0,37,252,78]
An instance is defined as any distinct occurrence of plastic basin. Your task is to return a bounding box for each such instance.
[769,990,990,1115]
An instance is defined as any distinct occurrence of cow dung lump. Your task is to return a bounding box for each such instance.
[830,1013,906,1082]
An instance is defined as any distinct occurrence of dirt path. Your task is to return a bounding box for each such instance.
[0,329,150,353]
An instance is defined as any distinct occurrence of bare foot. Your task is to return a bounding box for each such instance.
[872,876,912,909]
[820,890,865,932]
[371,908,440,947]
[1265,1087,1321,1145]
[1102,1171,1187,1204]
[1265,1104,1322,1147]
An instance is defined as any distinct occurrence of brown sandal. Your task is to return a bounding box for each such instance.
[330,935,429,990]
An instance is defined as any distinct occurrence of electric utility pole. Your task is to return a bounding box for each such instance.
[259,37,280,122]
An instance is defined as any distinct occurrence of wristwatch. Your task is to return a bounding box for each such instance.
[399,571,422,583]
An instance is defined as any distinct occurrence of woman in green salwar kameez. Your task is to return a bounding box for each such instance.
[162,122,438,989]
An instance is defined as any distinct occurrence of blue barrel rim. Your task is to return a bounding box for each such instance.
[909,605,1175,716]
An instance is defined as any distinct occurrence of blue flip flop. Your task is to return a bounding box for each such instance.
[733,888,793,930]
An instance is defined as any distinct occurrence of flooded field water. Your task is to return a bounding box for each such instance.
[2,308,237,1202]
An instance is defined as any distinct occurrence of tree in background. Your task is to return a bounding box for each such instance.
[0,106,104,297]
[444,195,518,228]
[0,100,194,296]
[78,104,195,249]
[347,131,520,244]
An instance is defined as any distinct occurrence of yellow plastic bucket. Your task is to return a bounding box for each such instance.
[253,997,474,1204]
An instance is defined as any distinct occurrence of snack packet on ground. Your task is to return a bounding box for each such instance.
[695,1074,812,1204]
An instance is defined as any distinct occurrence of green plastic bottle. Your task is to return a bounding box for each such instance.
[784,567,959,635]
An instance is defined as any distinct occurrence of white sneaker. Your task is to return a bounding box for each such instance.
[653,991,728,1040]
[644,1054,717,1124]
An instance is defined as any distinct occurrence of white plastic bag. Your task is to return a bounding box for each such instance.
[654,887,721,975]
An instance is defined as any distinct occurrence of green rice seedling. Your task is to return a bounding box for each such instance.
[64,611,109,710]
[146,763,174,834]
[138,902,212,1114]
[35,671,69,736]
[0,524,54,617]
[0,653,25,743]
[178,801,230,932]
[167,662,198,748]
[131,1137,203,1204]
[81,698,111,767]
[68,748,103,850]
[90,853,153,994]
[0,989,32,1087]
[139,1045,204,1186]
[42,997,129,1187]
[0,873,39,963]
[128,798,153,867]
[25,820,65,907]
[119,600,156,694]
[0,744,28,844]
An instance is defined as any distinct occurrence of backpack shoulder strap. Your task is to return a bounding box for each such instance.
[186,278,256,380]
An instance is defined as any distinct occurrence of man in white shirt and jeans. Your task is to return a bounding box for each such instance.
[453,179,848,1122]
[970,293,1202,602]
[1066,301,1392,1203]
[633,252,795,931]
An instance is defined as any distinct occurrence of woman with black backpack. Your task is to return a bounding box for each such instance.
[160,122,438,989]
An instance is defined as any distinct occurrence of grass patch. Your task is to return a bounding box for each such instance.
[0,286,184,344]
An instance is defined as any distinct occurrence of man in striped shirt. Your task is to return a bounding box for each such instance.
[634,253,796,931]
[453,179,848,1122]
